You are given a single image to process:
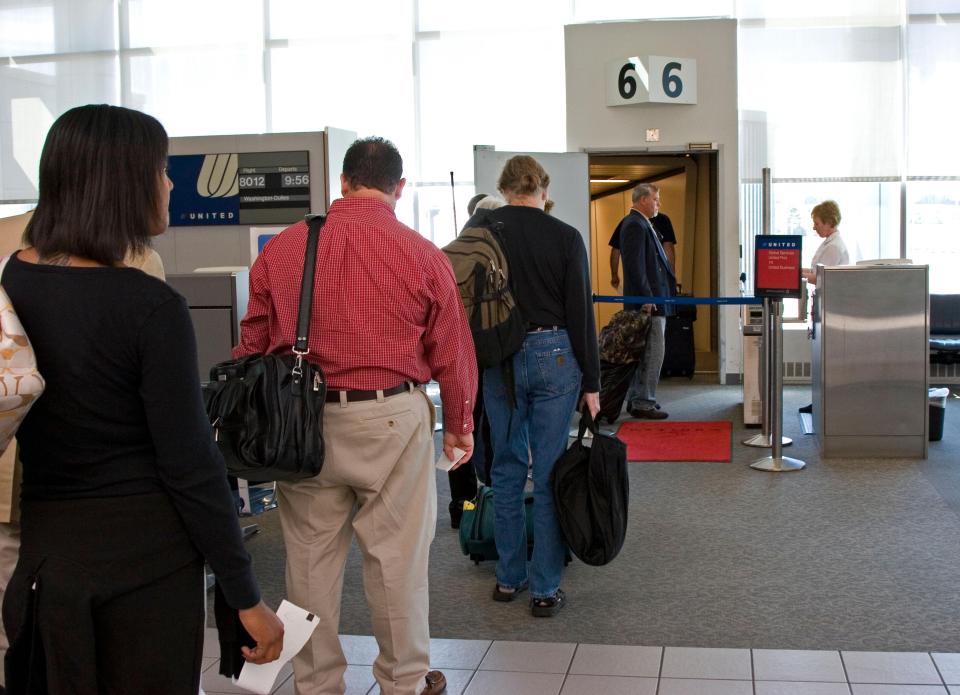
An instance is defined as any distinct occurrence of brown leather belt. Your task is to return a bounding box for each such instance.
[324,381,415,403]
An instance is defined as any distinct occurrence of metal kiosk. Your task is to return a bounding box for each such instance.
[812,263,929,458]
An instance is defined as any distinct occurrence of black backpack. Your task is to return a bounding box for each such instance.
[551,410,629,566]
[443,211,525,369]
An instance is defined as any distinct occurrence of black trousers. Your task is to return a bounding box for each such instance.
[3,492,205,695]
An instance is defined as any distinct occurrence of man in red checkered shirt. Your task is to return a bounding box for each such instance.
[234,137,476,695]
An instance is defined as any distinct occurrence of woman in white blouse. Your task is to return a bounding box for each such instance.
[799,199,850,414]
[802,200,849,285]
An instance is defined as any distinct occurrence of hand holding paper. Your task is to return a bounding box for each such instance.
[237,600,320,695]
[238,600,284,664]
[436,446,466,471]
[440,431,474,470]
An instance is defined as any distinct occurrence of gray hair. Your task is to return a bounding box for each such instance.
[467,193,488,216]
[631,183,659,203]
[474,195,505,211]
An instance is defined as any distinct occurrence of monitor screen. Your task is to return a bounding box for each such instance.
[167,150,310,226]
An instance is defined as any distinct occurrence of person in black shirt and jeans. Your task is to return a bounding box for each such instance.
[482,156,600,617]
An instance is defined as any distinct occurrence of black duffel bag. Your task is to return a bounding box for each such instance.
[203,214,327,483]
[551,409,629,566]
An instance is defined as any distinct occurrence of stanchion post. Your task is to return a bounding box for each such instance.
[770,299,785,459]
[760,299,770,437]
[743,166,791,450]
[751,299,804,471]
[765,297,791,447]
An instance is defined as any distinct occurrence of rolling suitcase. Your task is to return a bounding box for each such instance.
[598,360,637,424]
[597,310,650,423]
[661,303,697,378]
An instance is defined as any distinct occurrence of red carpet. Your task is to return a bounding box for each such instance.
[616,421,732,462]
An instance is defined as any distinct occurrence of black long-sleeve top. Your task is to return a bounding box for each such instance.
[485,205,600,391]
[3,253,259,609]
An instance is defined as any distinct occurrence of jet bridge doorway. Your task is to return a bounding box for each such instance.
[589,149,719,374]
[474,146,720,375]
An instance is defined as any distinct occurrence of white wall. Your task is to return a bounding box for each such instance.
[564,18,742,383]
[473,148,590,257]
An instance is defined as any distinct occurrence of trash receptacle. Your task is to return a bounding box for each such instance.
[929,387,949,442]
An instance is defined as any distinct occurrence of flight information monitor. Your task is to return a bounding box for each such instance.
[167,150,310,226]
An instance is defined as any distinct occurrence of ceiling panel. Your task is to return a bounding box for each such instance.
[588,156,689,197]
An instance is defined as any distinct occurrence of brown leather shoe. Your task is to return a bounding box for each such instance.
[422,669,447,694]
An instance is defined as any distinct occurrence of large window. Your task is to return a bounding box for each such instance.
[907,181,960,294]
[739,3,960,298]
[1,0,958,295]
[905,9,960,293]
[738,22,903,180]
[772,182,900,268]
[774,181,901,320]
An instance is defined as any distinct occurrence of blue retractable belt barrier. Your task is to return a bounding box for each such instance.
[593,295,763,306]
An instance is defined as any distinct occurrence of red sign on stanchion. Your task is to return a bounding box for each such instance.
[755,235,802,299]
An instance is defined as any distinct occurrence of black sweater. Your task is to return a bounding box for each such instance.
[486,206,600,391]
[3,253,259,609]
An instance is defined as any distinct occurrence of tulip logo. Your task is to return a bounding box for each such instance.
[196,154,239,198]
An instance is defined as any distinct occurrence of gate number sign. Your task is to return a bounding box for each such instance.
[755,235,803,299]
[606,56,698,106]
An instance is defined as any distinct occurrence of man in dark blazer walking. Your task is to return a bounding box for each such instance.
[620,183,676,419]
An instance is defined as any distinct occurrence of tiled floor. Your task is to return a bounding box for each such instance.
[200,629,960,694]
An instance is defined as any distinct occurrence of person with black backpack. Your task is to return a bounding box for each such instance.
[480,155,600,617]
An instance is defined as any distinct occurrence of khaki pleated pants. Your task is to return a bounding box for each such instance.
[277,388,437,695]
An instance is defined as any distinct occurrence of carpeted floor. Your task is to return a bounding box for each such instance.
[219,378,960,653]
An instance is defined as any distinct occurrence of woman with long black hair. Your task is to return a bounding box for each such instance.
[1,104,282,693]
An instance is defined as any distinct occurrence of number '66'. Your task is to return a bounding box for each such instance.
[617,61,684,99]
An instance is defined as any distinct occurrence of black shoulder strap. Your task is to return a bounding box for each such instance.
[293,214,326,354]
[476,208,504,233]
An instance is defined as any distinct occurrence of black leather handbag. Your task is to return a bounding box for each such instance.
[551,409,629,566]
[203,215,327,483]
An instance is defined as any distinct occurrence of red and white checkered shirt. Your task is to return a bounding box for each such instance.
[233,196,476,435]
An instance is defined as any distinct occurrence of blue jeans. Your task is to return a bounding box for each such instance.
[483,329,582,599]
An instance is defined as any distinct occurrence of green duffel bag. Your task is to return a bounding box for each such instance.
[458,485,534,565]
